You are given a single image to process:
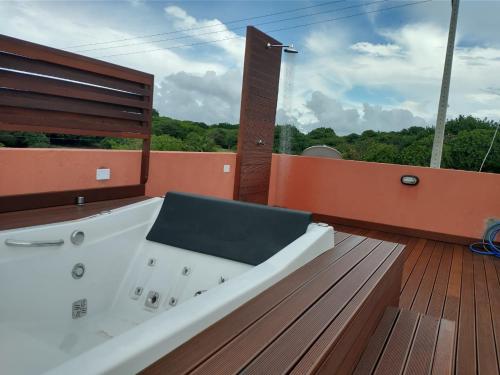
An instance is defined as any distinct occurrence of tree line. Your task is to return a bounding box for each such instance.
[0,111,498,173]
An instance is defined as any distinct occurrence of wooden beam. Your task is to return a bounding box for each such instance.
[0,185,145,213]
[233,27,282,204]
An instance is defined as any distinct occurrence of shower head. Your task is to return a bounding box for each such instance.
[284,46,298,54]
[266,42,299,54]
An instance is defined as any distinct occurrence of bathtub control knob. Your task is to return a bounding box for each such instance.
[70,230,85,245]
[72,263,85,279]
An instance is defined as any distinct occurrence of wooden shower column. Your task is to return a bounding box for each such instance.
[233,26,282,204]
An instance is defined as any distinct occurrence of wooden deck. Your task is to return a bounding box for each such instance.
[339,224,500,375]
[143,224,500,374]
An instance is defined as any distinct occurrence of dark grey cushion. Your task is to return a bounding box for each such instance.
[146,192,312,265]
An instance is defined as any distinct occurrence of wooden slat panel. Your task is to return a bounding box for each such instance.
[456,248,476,375]
[426,243,453,317]
[0,69,148,108]
[0,35,153,86]
[190,238,383,375]
[234,27,281,204]
[0,52,147,95]
[0,89,145,121]
[403,314,440,375]
[0,185,145,213]
[400,241,436,310]
[141,233,363,375]
[243,241,400,375]
[411,243,443,314]
[0,34,152,213]
[473,254,499,375]
[431,319,456,375]
[298,244,405,375]
[353,307,400,375]
[0,106,146,137]
[373,310,420,375]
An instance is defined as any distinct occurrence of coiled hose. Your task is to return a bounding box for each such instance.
[469,222,500,257]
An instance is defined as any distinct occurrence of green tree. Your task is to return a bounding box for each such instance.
[362,143,400,164]
[151,135,185,151]
[447,129,499,172]
[21,132,50,148]
[100,138,142,150]
[184,132,216,152]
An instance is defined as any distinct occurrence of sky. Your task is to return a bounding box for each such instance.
[1,0,500,135]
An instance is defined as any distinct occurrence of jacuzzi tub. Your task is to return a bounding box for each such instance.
[0,193,334,375]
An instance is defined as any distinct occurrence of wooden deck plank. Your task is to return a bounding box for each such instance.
[431,319,456,375]
[403,314,440,375]
[442,244,463,323]
[353,307,399,375]
[473,254,499,375]
[399,241,436,310]
[484,255,500,367]
[373,309,420,375]
[411,242,444,314]
[188,238,384,375]
[426,243,454,318]
[401,238,427,290]
[456,248,476,375]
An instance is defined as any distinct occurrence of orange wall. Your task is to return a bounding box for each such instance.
[269,154,500,240]
[146,151,236,199]
[1,148,498,240]
[0,149,236,199]
[0,148,141,195]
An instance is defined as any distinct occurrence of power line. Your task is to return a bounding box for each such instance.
[75,0,387,53]
[96,0,431,59]
[66,0,347,49]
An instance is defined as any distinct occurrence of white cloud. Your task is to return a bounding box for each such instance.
[155,69,242,124]
[163,5,245,65]
[301,91,426,135]
[276,21,500,132]
[0,1,226,83]
[350,42,402,57]
[1,1,499,133]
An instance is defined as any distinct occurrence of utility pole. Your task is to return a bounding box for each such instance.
[430,0,460,168]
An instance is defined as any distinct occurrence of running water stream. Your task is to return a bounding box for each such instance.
[279,52,297,154]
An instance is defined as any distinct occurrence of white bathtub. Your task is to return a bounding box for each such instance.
[0,197,334,375]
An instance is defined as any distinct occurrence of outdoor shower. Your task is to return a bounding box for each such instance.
[266,42,299,54]
[267,42,298,154]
